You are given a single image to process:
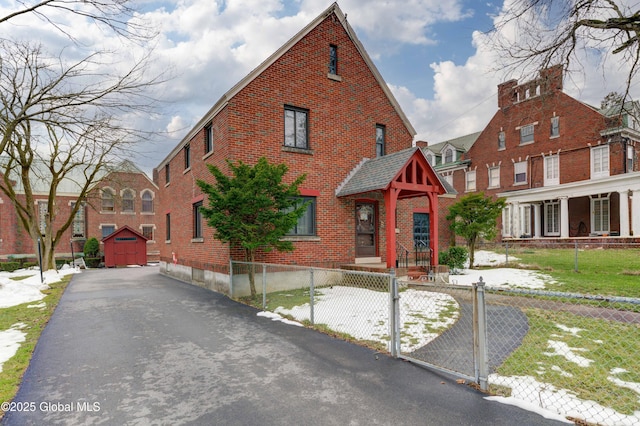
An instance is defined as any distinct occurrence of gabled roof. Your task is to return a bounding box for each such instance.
[335,147,451,197]
[423,131,481,155]
[157,2,415,169]
[0,157,157,196]
[101,225,148,242]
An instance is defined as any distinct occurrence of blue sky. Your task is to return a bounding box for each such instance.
[0,0,635,173]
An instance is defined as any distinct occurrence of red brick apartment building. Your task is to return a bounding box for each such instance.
[0,160,160,263]
[423,65,640,245]
[154,3,449,292]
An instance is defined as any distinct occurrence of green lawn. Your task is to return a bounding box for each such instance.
[0,275,71,419]
[498,247,640,298]
[494,308,640,416]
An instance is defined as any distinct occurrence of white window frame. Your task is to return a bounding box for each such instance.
[465,170,476,192]
[520,124,534,144]
[550,116,559,138]
[544,201,560,236]
[488,166,500,189]
[442,173,453,187]
[444,147,454,164]
[514,161,527,184]
[591,145,610,179]
[544,155,559,186]
[591,195,610,234]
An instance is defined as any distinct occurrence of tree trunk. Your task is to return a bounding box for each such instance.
[247,249,257,299]
[468,239,476,269]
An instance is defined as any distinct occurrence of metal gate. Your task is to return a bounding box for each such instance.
[394,279,489,386]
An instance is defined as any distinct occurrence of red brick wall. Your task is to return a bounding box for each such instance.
[156,12,414,269]
[86,171,160,260]
[438,79,616,247]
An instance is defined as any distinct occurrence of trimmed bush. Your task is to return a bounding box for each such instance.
[0,262,21,272]
[439,246,468,274]
[84,237,100,258]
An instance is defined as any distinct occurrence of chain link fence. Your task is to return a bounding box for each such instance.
[231,260,640,425]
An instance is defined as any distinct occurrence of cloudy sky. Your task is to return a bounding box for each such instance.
[1,0,637,173]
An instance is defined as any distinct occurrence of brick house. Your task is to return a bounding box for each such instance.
[423,65,640,245]
[154,3,449,292]
[0,160,159,264]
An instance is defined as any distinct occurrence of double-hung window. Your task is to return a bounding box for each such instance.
[544,155,559,186]
[286,197,316,236]
[141,190,154,213]
[122,189,134,213]
[488,166,500,188]
[591,145,609,179]
[101,188,114,212]
[514,161,527,184]
[550,116,559,137]
[465,170,476,192]
[520,124,534,144]
[284,106,309,149]
[498,131,506,150]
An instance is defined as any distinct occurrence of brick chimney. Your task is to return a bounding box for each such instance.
[539,64,563,93]
[415,140,429,149]
[498,79,518,109]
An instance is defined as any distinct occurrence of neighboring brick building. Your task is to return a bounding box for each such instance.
[154,3,449,291]
[423,65,640,245]
[0,160,159,263]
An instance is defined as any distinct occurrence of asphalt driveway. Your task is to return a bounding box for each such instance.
[2,266,567,425]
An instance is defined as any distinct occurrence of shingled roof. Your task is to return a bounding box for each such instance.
[336,147,453,197]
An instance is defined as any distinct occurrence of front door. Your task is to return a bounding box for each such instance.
[355,202,376,257]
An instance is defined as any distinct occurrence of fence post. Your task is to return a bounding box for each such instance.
[505,241,509,265]
[574,240,579,272]
[309,268,315,326]
[262,264,267,309]
[229,260,234,299]
[389,268,400,357]
[473,276,489,391]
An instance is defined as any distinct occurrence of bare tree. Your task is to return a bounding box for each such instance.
[0,0,153,43]
[491,0,639,101]
[0,39,164,270]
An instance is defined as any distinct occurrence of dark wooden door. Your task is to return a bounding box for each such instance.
[355,202,376,257]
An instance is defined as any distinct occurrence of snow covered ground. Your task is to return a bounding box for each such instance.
[0,266,80,373]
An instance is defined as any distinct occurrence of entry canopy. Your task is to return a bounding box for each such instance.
[336,146,452,199]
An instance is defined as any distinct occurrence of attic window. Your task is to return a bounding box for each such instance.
[444,148,454,163]
[329,45,338,75]
[327,45,342,81]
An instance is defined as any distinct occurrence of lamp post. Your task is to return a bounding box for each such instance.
[37,236,44,284]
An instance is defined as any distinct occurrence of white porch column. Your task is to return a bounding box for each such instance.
[619,190,630,237]
[533,203,542,238]
[632,189,640,236]
[512,201,520,238]
[560,196,569,238]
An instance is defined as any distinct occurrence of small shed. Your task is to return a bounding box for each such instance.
[102,225,148,267]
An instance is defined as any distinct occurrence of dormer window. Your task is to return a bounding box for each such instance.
[444,147,454,163]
